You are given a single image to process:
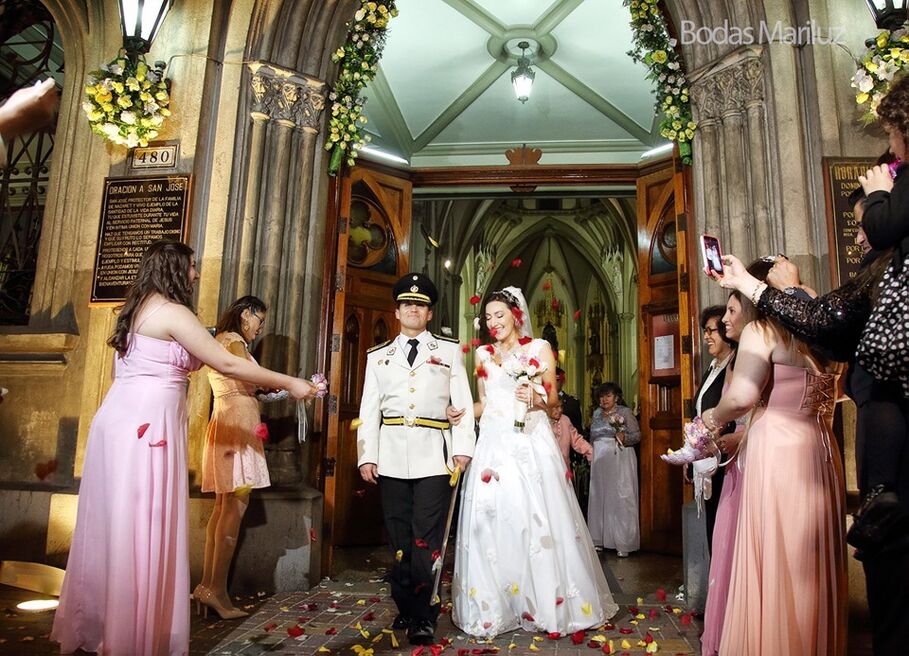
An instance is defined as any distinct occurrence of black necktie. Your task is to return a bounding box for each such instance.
[407,338,419,366]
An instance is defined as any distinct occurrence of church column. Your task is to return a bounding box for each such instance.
[617,312,636,400]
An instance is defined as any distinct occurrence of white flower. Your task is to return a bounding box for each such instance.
[126,131,140,148]
[82,101,94,113]
[102,123,119,138]
[109,63,123,75]
[119,110,136,125]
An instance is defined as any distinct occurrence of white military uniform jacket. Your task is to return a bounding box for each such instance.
[357,330,475,479]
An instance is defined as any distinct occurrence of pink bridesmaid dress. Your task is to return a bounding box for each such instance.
[51,329,201,655]
[719,363,847,655]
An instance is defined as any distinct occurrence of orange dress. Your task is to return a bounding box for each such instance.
[200,332,270,493]
[719,363,846,655]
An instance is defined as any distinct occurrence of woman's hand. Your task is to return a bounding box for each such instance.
[715,430,744,456]
[446,405,466,426]
[615,429,626,447]
[514,383,532,404]
[288,378,318,401]
[709,254,753,292]
[859,164,894,195]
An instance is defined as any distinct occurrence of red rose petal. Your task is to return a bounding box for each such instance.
[325,627,337,635]
[602,643,613,654]
[412,647,426,656]
[529,357,540,368]
[297,616,309,622]
[565,468,574,482]
[34,459,58,481]
[511,258,522,268]
[471,337,482,347]
[370,596,381,603]
[588,641,600,649]
[309,528,317,543]
[353,489,366,497]
[555,596,564,605]
[469,294,481,305]
[488,327,498,338]
[483,622,492,629]
[570,630,586,644]
[573,309,582,321]
[518,336,532,345]
[649,608,659,619]
[543,381,552,393]
[414,582,426,594]
[430,645,443,656]
[287,625,304,637]
[619,627,634,634]
[629,607,639,615]
[484,344,495,353]
[137,423,150,438]
[644,632,654,644]
[415,538,428,548]
[431,549,441,561]
[547,631,561,639]
[655,587,667,602]
[148,439,167,447]
[521,611,535,622]
[603,622,615,630]
[254,422,269,441]
[551,298,560,310]
[681,613,693,625]
[476,364,488,379]
[461,344,470,353]
[542,280,552,290]
[362,611,375,621]
[264,622,277,632]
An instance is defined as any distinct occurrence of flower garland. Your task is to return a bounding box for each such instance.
[83,55,171,148]
[852,24,909,125]
[325,0,399,175]
[624,0,696,164]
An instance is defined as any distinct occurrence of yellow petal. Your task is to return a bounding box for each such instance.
[672,607,683,615]
[318,647,331,653]
[511,583,519,595]
[581,602,592,616]
[234,484,253,497]
[646,642,659,654]
[390,632,399,648]
[533,636,544,642]
[371,633,383,643]
[621,639,632,649]
[508,643,517,650]
[637,596,644,604]
[469,587,477,598]
[395,550,403,562]
[356,599,366,605]
[590,635,606,643]
[351,417,363,429]
[529,645,540,652]
[636,613,646,619]
[638,640,647,647]
[630,620,639,625]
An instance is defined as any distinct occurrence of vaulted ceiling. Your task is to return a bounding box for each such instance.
[363,0,663,167]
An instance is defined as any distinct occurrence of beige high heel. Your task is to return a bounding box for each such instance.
[196,585,248,620]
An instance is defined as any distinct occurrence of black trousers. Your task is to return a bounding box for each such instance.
[856,386,909,655]
[378,474,451,624]
[703,464,726,554]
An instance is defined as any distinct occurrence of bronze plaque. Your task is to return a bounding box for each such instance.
[91,175,191,303]
[822,157,876,287]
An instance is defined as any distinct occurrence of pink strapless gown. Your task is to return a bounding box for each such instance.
[719,363,847,655]
[52,334,201,655]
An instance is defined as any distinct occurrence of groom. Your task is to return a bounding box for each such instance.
[357,273,475,645]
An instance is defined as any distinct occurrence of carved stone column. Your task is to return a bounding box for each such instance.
[225,62,326,486]
[690,46,778,307]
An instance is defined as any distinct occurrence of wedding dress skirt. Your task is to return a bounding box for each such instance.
[452,340,618,637]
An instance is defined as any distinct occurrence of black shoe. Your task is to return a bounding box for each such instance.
[391,614,411,630]
[408,619,435,646]
[847,486,907,553]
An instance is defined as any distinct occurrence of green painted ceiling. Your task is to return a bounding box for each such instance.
[362,0,663,167]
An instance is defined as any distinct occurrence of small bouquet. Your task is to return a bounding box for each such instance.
[310,372,329,399]
[608,413,626,448]
[502,353,548,430]
[661,416,720,466]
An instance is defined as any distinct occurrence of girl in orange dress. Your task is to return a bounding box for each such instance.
[195,296,271,619]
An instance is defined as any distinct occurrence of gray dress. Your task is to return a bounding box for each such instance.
[587,405,641,553]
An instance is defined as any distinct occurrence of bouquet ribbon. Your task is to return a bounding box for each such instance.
[296,373,328,444]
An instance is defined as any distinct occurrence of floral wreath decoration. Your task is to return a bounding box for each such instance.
[624,0,696,164]
[852,23,909,124]
[325,0,399,175]
[83,55,171,148]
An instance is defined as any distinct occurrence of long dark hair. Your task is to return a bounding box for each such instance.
[216,295,267,337]
[108,240,195,355]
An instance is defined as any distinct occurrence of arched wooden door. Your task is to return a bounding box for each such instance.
[636,155,698,554]
[321,164,412,574]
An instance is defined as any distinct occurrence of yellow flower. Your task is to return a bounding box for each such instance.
[155,91,168,101]
[667,129,678,139]
[112,81,124,94]
[126,77,140,91]
[652,50,668,64]
[101,102,114,113]
[367,1,377,10]
[877,32,890,49]
[336,48,345,58]
[85,85,97,96]
[117,95,133,108]
[687,121,697,129]
[857,92,870,105]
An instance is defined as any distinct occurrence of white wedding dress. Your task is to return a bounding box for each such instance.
[452,338,618,638]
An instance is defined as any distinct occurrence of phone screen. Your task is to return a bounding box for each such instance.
[700,234,724,275]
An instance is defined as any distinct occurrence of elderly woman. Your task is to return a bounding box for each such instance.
[587,382,641,557]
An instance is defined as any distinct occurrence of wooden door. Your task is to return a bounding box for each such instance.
[321,165,412,574]
[636,154,698,554]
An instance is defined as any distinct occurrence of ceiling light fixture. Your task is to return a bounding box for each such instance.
[865,0,907,30]
[357,144,410,166]
[511,41,535,104]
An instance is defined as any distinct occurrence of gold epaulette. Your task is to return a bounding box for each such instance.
[367,339,393,354]
[432,333,459,344]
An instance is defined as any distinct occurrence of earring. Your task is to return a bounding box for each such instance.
[241,320,250,333]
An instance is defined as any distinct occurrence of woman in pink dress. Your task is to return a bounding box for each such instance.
[51,241,318,656]
[195,296,271,619]
[703,257,847,655]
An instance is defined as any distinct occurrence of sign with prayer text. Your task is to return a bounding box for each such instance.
[822,157,876,286]
[91,175,192,303]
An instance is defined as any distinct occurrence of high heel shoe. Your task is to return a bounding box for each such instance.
[195,585,248,620]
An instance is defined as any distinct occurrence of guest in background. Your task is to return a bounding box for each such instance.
[549,398,593,467]
[587,382,641,557]
[691,305,736,550]
[556,368,584,435]
[195,296,271,620]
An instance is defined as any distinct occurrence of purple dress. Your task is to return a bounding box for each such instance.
[52,333,201,655]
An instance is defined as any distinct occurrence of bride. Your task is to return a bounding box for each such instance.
[451,287,618,638]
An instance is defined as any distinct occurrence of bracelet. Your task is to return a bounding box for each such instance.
[702,408,719,433]
[749,281,768,306]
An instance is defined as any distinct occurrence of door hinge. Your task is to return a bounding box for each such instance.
[335,268,345,292]
[681,334,692,354]
[331,333,341,352]
[338,217,348,235]
[677,212,688,231]
[328,394,338,415]
[679,270,689,292]
[323,457,336,477]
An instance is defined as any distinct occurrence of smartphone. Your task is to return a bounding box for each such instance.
[700,234,724,276]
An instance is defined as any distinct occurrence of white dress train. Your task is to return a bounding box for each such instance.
[452,340,618,638]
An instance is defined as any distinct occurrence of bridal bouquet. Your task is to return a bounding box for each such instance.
[661,416,720,466]
[502,353,548,430]
[608,413,626,448]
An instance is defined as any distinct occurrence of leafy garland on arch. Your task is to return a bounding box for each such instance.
[852,24,909,125]
[624,0,696,164]
[325,0,399,175]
